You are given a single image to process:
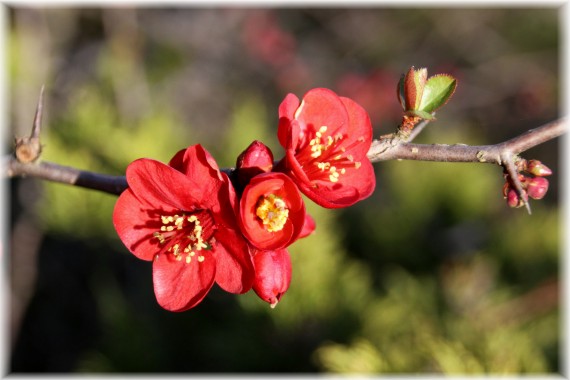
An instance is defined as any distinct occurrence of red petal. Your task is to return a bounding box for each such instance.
[339,96,373,158]
[126,158,212,211]
[212,228,255,294]
[176,144,224,182]
[298,213,316,239]
[287,150,375,209]
[294,88,349,141]
[277,93,300,148]
[167,148,187,172]
[252,249,292,308]
[152,250,216,312]
[113,189,166,261]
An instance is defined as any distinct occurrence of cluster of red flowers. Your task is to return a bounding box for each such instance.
[113,88,376,312]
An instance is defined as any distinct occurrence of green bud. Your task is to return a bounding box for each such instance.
[397,66,457,120]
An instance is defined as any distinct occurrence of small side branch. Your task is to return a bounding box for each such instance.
[367,118,566,164]
[6,159,127,196]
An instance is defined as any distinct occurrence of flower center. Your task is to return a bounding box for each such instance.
[152,210,215,264]
[255,194,289,232]
[300,125,363,185]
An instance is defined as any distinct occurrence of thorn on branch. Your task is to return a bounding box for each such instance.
[14,85,45,164]
[502,153,532,215]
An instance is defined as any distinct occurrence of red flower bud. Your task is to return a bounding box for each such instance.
[506,188,528,208]
[527,160,552,177]
[252,249,292,308]
[236,140,274,186]
[526,176,549,200]
[239,172,306,250]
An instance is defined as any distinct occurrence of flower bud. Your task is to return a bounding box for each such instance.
[397,66,457,121]
[252,249,292,308]
[526,176,549,200]
[527,160,552,177]
[506,188,528,208]
[235,140,274,186]
[398,66,427,112]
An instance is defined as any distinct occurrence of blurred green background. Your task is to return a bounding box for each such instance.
[7,6,561,374]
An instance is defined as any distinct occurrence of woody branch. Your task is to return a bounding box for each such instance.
[4,90,567,199]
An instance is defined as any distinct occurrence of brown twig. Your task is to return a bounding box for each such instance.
[14,85,45,164]
[367,118,566,164]
[5,88,567,199]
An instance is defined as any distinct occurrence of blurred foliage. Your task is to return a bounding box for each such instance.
[7,7,560,375]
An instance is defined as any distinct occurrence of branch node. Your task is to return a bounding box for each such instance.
[14,85,45,164]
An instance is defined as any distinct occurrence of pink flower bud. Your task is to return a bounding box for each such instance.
[527,160,552,177]
[526,176,549,200]
[507,188,528,208]
[236,141,274,186]
[252,249,292,308]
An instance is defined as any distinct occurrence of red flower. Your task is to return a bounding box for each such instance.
[276,88,376,208]
[239,172,305,250]
[251,248,292,308]
[113,145,254,312]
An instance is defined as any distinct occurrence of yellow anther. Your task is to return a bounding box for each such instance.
[256,194,290,232]
[186,256,191,264]
[153,232,166,244]
[198,256,205,263]
[355,162,362,169]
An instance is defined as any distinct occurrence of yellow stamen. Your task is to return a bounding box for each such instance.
[256,194,290,232]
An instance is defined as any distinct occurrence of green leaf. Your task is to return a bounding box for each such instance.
[418,74,457,113]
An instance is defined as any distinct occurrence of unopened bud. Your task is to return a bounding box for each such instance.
[526,176,549,200]
[507,188,528,208]
[236,140,274,187]
[527,160,552,177]
[252,249,292,308]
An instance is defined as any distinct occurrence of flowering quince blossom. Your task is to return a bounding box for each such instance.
[251,248,292,308]
[239,172,306,250]
[113,144,255,312]
[276,88,376,208]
